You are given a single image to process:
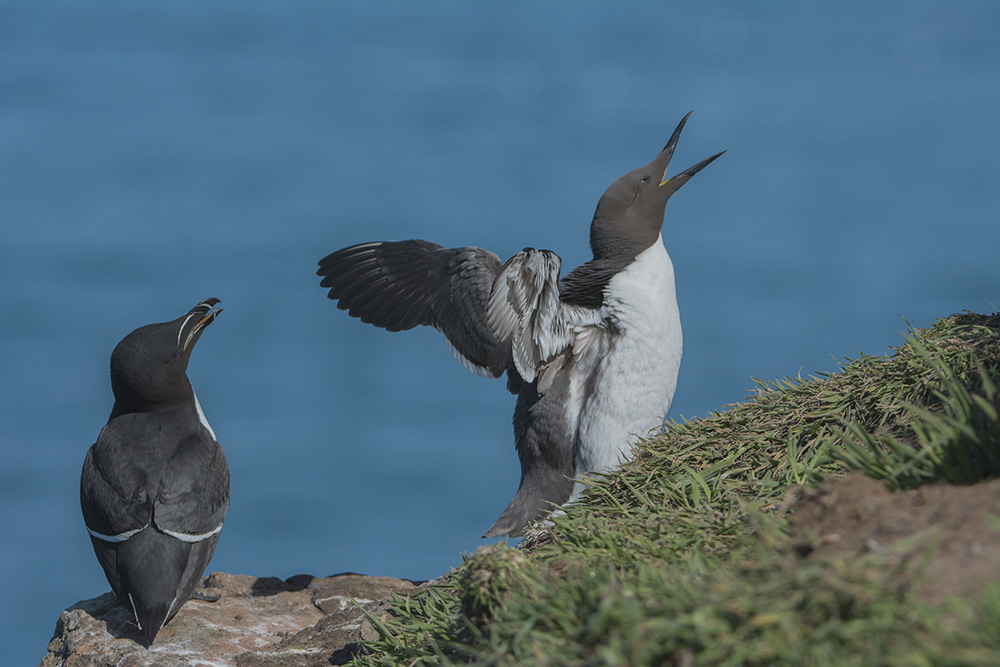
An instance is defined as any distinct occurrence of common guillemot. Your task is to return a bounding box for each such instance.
[317,113,723,537]
[80,298,229,645]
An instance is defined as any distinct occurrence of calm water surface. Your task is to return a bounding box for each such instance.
[2,2,998,663]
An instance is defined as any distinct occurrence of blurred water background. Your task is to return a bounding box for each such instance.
[2,2,998,663]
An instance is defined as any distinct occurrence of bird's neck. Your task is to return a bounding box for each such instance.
[589,214,661,263]
[109,381,195,421]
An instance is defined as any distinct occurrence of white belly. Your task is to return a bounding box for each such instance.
[570,238,682,481]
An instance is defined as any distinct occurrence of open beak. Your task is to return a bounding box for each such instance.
[180,297,223,351]
[654,112,726,196]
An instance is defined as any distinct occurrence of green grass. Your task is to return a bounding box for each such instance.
[354,312,1000,666]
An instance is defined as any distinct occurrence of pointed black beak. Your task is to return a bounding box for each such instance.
[652,112,726,198]
[179,297,223,351]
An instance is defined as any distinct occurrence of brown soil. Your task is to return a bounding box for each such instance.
[786,472,1000,604]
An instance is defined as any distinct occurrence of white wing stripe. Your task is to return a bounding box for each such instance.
[160,522,223,543]
[87,523,148,543]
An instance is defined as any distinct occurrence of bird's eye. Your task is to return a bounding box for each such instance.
[641,176,650,183]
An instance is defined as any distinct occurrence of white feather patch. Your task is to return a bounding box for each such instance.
[176,311,198,349]
[129,593,142,628]
[87,523,148,543]
[159,522,224,544]
[193,390,217,441]
[487,249,603,387]
[572,236,682,475]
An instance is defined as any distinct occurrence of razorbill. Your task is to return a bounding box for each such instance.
[80,297,229,645]
[317,113,723,537]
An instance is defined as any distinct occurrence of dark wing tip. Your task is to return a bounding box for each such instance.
[315,240,446,331]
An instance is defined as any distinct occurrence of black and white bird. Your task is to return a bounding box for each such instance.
[317,113,723,538]
[80,298,229,646]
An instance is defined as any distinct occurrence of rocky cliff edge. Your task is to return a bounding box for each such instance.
[40,571,428,667]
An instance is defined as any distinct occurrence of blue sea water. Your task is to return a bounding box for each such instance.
[1,2,998,663]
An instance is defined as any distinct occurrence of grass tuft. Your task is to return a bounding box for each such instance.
[353,312,1000,666]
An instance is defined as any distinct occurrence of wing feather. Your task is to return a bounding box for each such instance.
[318,240,509,376]
[487,248,603,389]
[153,435,230,540]
[80,427,152,541]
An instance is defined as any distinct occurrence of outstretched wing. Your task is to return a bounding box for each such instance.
[487,248,604,392]
[318,240,509,378]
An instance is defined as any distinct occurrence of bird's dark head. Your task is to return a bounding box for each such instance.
[589,112,725,261]
[109,298,222,413]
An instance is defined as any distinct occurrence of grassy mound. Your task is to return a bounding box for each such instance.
[356,312,1000,666]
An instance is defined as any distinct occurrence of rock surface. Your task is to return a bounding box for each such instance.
[40,571,427,667]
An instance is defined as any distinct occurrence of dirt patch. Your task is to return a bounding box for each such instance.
[786,472,1000,604]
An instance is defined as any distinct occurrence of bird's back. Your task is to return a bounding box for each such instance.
[82,404,229,644]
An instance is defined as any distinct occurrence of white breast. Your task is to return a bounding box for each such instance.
[569,236,682,482]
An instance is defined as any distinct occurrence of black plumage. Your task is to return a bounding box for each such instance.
[80,298,229,646]
[318,241,508,377]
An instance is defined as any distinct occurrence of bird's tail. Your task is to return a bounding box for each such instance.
[482,456,574,539]
[111,528,220,646]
